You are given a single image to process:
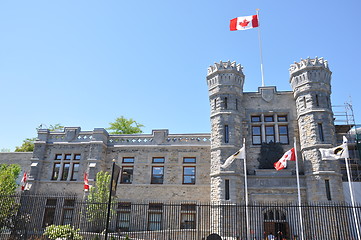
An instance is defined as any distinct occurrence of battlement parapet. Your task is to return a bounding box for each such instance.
[289,57,329,75]
[207,61,243,76]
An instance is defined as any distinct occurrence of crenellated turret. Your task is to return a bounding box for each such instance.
[290,57,343,202]
[207,61,245,204]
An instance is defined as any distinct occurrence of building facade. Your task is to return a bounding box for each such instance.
[1,57,360,239]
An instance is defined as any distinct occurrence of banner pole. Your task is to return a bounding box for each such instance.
[294,137,304,240]
[105,160,116,240]
[256,9,265,87]
[243,138,250,240]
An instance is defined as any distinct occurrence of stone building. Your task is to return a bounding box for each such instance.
[1,57,360,239]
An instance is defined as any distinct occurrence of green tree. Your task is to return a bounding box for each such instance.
[44,224,83,240]
[0,164,21,232]
[14,124,64,152]
[85,171,115,232]
[107,116,144,134]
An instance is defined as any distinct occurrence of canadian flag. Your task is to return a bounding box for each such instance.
[230,15,259,31]
[274,148,296,171]
[21,172,27,191]
[84,172,89,191]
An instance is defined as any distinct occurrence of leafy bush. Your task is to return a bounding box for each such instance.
[43,224,82,240]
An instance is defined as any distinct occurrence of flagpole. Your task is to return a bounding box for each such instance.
[243,138,250,240]
[294,137,304,240]
[104,160,116,240]
[256,9,265,87]
[345,155,361,240]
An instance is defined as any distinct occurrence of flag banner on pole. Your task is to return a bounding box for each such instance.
[21,172,27,191]
[319,136,349,160]
[111,163,121,196]
[274,148,296,171]
[230,15,259,31]
[221,146,246,168]
[84,172,89,191]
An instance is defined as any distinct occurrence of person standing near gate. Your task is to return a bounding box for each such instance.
[267,232,275,240]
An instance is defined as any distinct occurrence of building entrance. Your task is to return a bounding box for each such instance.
[263,209,289,239]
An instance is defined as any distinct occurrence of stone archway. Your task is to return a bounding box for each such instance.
[263,209,289,240]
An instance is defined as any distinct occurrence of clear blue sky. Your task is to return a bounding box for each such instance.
[1,0,360,151]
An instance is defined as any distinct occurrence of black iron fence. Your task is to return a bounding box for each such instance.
[0,194,361,240]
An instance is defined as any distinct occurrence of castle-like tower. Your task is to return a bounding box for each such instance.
[290,57,344,202]
[206,61,245,203]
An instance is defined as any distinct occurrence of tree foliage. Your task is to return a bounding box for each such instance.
[107,116,144,134]
[14,124,64,152]
[0,164,21,232]
[44,224,83,240]
[86,171,115,232]
[257,142,285,169]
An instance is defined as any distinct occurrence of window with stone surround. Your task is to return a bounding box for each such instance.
[151,166,164,184]
[61,199,75,225]
[183,166,196,184]
[180,204,196,229]
[148,203,163,231]
[120,166,133,184]
[116,202,132,231]
[251,114,289,145]
[51,154,80,181]
[42,198,57,227]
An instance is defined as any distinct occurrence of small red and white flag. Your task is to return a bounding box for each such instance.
[274,148,296,171]
[230,15,259,31]
[21,172,27,191]
[84,172,89,191]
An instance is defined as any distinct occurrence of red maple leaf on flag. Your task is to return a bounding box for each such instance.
[239,19,250,27]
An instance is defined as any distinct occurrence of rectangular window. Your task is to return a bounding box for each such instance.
[183,157,196,163]
[325,179,331,200]
[120,166,133,184]
[52,163,61,180]
[62,199,75,225]
[264,116,274,122]
[225,179,230,200]
[117,202,131,231]
[71,163,79,181]
[252,126,262,145]
[74,154,81,160]
[55,154,62,160]
[316,94,319,107]
[235,99,238,110]
[265,126,275,143]
[122,157,134,163]
[277,115,287,122]
[148,203,163,231]
[151,166,164,184]
[183,167,196,184]
[303,96,307,109]
[318,123,324,142]
[64,154,71,160]
[278,126,289,144]
[180,204,196,229]
[224,125,229,143]
[224,97,228,109]
[61,163,70,180]
[42,199,57,228]
[152,157,165,163]
[251,116,261,122]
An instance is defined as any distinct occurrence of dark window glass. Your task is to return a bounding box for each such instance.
[252,126,261,145]
[152,157,165,163]
[264,116,274,122]
[42,198,57,228]
[225,179,230,200]
[224,97,228,109]
[61,163,70,180]
[316,94,319,107]
[123,157,134,163]
[277,116,287,122]
[71,163,79,181]
[183,157,196,163]
[318,123,324,142]
[183,167,196,184]
[251,116,261,122]
[325,179,331,200]
[151,167,164,184]
[120,167,133,184]
[265,126,275,143]
[52,163,61,180]
[224,125,229,143]
[279,126,289,144]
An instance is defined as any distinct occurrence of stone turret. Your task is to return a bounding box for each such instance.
[207,61,245,203]
[290,57,344,202]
